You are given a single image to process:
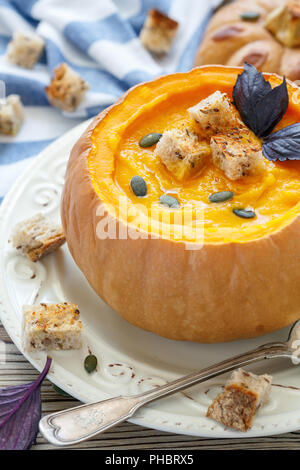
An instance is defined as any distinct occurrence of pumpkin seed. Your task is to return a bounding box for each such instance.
[240,11,260,21]
[84,354,98,373]
[233,208,256,219]
[209,191,234,203]
[130,175,147,197]
[52,384,72,398]
[139,132,162,148]
[160,194,180,208]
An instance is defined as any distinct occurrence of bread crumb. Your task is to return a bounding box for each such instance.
[155,127,211,180]
[265,1,300,47]
[45,63,89,112]
[188,91,244,137]
[211,129,265,180]
[140,9,178,54]
[7,31,45,69]
[207,368,272,431]
[22,303,82,351]
[12,213,66,262]
[0,95,24,135]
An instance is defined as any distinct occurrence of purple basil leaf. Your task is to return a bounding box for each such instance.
[262,123,300,161]
[233,63,271,133]
[255,78,288,137]
[0,357,51,450]
[233,63,288,137]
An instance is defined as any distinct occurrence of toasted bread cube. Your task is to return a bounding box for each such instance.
[7,31,45,69]
[265,1,300,47]
[22,303,82,351]
[188,91,244,136]
[0,94,24,135]
[12,213,66,262]
[211,130,265,180]
[45,63,89,112]
[206,368,272,432]
[140,8,179,54]
[155,128,212,180]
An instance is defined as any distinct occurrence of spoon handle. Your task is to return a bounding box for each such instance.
[39,342,288,446]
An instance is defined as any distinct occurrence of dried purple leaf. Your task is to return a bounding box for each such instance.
[233,63,288,137]
[0,357,51,450]
[262,123,300,161]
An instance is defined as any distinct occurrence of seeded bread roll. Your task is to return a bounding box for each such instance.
[155,128,211,180]
[45,63,89,112]
[194,0,300,81]
[227,39,283,72]
[205,0,281,36]
[7,31,45,69]
[140,9,179,54]
[0,94,24,135]
[280,46,300,82]
[12,213,66,262]
[196,22,272,67]
[22,303,82,351]
[207,368,272,431]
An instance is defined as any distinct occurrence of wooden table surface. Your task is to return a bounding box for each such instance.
[1,323,300,450]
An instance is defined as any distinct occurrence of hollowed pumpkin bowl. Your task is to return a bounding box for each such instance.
[61,66,300,343]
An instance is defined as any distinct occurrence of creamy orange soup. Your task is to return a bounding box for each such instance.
[88,68,300,244]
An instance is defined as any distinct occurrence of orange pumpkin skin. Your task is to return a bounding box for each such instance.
[61,66,300,343]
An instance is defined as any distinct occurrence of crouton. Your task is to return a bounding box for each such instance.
[7,31,45,69]
[140,8,179,54]
[210,129,265,180]
[22,303,82,351]
[188,91,244,136]
[45,63,89,112]
[12,213,66,262]
[0,94,24,135]
[155,128,212,180]
[265,1,300,47]
[207,368,272,432]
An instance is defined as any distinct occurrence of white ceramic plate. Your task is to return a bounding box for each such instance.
[1,120,300,439]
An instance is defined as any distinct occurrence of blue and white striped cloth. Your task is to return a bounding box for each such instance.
[0,0,216,205]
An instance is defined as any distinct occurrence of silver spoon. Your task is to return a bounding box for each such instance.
[39,319,300,446]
